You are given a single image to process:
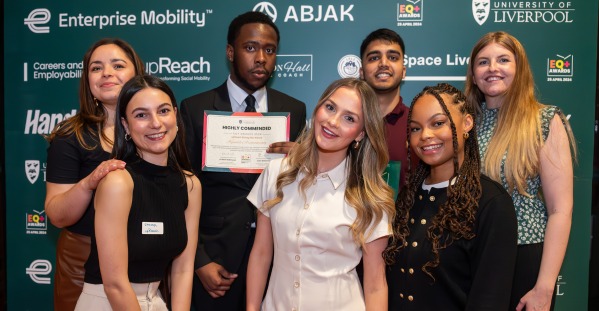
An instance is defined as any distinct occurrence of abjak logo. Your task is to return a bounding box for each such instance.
[253,2,278,22]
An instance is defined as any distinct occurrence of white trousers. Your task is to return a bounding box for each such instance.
[74,281,167,311]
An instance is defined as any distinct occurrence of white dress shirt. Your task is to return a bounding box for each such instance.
[248,157,391,311]
[227,75,268,112]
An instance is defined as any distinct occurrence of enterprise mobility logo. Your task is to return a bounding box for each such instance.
[24,7,211,33]
[24,8,51,33]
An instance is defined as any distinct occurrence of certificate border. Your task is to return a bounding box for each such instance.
[202,110,290,173]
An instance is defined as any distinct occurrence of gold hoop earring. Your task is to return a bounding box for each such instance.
[353,140,360,149]
[463,132,470,139]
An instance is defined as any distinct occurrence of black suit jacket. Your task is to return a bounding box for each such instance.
[180,82,306,273]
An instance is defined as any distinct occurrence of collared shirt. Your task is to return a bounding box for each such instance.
[384,97,411,188]
[227,75,268,112]
[387,175,517,310]
[248,157,391,311]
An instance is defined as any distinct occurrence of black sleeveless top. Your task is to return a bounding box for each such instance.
[84,156,189,284]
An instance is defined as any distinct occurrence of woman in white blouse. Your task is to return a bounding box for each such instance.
[246,78,395,311]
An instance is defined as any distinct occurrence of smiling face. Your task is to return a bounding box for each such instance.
[121,87,178,166]
[409,94,473,182]
[360,39,406,94]
[88,44,137,107]
[227,23,278,94]
[314,86,365,163]
[472,42,516,107]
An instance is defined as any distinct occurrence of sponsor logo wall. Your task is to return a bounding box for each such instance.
[4,1,597,309]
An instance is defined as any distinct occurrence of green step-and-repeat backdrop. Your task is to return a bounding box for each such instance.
[4,1,597,309]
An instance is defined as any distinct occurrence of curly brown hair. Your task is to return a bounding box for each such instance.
[383,83,482,280]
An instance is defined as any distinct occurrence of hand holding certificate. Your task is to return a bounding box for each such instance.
[202,111,290,173]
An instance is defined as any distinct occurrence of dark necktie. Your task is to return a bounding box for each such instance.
[244,94,256,112]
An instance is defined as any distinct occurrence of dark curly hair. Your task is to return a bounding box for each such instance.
[383,83,482,280]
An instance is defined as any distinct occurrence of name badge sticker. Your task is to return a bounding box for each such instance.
[142,222,164,235]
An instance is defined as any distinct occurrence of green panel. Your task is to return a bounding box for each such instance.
[5,1,596,310]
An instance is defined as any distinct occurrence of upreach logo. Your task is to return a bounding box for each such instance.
[145,57,211,83]
[254,2,278,22]
[473,1,574,25]
[274,55,313,81]
[26,209,48,234]
[24,109,77,135]
[397,0,423,26]
[337,55,361,78]
[547,54,573,82]
[472,0,490,25]
[26,259,52,284]
[254,2,354,23]
[24,8,51,33]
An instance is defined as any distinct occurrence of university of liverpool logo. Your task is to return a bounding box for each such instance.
[473,0,490,25]
[25,160,40,184]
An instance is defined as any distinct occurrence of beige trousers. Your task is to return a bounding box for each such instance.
[74,281,167,311]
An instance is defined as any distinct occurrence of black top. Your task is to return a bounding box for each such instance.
[388,175,517,311]
[46,126,110,236]
[180,82,307,274]
[84,157,189,284]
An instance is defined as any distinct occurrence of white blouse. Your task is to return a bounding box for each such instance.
[248,157,391,311]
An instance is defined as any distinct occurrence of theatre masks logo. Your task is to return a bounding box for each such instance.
[24,8,51,33]
[337,55,361,78]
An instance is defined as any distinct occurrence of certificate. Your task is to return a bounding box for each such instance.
[202,110,290,173]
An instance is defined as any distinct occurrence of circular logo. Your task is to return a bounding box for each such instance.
[337,55,362,78]
[253,2,278,22]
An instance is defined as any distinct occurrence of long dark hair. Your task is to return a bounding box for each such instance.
[46,38,145,147]
[384,83,481,280]
[113,75,192,178]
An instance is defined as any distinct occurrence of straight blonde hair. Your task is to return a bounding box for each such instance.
[465,31,576,195]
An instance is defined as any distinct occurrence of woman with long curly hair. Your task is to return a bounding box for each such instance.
[465,31,577,311]
[385,83,518,310]
[246,78,395,310]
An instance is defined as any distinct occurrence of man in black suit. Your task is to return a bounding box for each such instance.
[180,11,306,311]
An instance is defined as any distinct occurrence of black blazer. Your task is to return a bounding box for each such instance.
[180,82,306,273]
